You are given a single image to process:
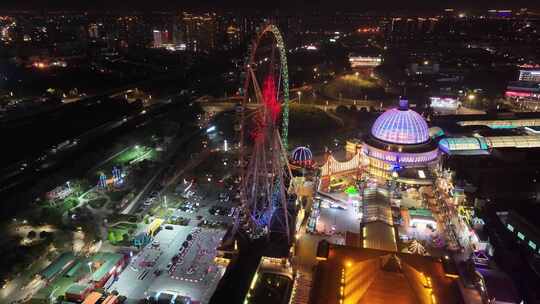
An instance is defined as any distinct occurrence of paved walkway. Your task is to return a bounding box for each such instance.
[289,270,313,304]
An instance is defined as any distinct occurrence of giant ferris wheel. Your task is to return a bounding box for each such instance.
[237,24,293,240]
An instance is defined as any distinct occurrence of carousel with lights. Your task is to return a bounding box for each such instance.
[289,146,315,169]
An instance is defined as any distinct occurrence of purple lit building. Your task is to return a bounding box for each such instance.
[361,99,440,184]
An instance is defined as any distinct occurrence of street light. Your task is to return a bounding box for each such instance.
[87,262,93,274]
[297,91,302,104]
[49,287,60,304]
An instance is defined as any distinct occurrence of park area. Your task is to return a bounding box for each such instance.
[40,144,160,216]
[94,144,158,178]
[287,104,364,155]
[112,145,157,167]
[107,222,139,245]
[322,73,385,101]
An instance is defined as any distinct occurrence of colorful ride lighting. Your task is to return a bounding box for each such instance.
[291,146,313,166]
[356,27,380,33]
[371,100,429,144]
[262,74,281,123]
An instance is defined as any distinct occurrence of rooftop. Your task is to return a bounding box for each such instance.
[311,245,462,304]
[408,208,433,218]
[40,252,76,281]
[362,221,398,252]
[476,268,521,303]
[371,99,430,145]
[90,252,123,282]
[65,283,90,296]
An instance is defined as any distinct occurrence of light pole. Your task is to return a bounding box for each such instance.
[49,287,60,304]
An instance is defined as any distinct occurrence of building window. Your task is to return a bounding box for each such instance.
[507,224,514,232]
[529,241,537,250]
[517,232,525,240]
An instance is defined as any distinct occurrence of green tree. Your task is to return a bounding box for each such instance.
[108,231,117,243]
[64,197,79,210]
[27,231,36,239]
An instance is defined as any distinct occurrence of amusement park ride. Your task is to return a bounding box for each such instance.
[236,24,294,241]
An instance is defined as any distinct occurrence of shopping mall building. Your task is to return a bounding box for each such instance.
[347,99,441,185]
[336,98,540,186]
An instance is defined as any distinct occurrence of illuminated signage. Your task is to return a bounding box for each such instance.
[348,55,382,68]
[505,91,533,98]
[518,70,540,82]
[430,97,458,109]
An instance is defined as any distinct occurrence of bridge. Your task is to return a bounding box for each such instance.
[197,97,379,114]
[319,152,363,191]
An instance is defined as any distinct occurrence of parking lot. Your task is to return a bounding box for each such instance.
[110,225,227,304]
[168,178,238,228]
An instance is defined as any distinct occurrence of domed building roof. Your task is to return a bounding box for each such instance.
[371,99,430,145]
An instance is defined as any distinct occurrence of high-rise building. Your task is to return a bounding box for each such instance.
[225,25,241,48]
[519,69,540,82]
[113,16,152,49]
[172,20,183,45]
[162,30,170,44]
[153,30,162,48]
[152,29,171,48]
[181,12,217,52]
[88,23,99,39]
[506,68,540,110]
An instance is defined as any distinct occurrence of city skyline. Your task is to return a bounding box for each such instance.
[2,0,540,11]
[1,4,540,304]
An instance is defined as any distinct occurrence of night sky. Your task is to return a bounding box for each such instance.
[2,0,540,11]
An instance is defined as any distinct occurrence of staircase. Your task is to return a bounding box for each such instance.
[289,270,313,304]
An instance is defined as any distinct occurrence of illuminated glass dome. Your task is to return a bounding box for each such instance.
[291,146,313,166]
[371,99,429,145]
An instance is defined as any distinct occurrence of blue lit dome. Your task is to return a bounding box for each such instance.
[291,146,313,166]
[371,99,429,145]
